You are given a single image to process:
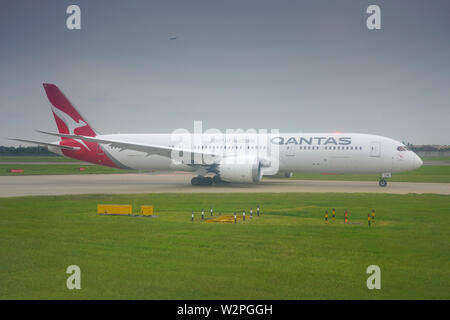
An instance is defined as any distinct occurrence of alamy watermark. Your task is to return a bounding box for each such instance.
[66,265,81,290]
[66,5,81,30]
[366,265,381,290]
[169,121,281,175]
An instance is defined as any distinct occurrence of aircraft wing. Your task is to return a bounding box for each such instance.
[37,130,219,161]
[9,138,81,151]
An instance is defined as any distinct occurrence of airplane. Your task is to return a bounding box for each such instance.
[11,83,423,187]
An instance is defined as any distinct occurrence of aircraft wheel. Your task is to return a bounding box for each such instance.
[204,177,213,186]
[191,176,213,186]
[379,179,387,187]
[212,175,222,184]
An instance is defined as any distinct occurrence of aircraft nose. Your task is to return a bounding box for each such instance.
[413,154,423,169]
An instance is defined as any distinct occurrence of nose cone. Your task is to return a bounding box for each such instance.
[413,154,423,169]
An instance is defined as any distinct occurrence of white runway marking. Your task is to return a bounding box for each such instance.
[0,173,449,197]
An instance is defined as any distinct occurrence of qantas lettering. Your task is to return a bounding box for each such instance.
[271,136,352,145]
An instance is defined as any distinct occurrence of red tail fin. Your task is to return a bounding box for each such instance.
[41,83,123,168]
[43,83,96,137]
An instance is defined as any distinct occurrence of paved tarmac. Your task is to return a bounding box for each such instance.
[1,173,449,197]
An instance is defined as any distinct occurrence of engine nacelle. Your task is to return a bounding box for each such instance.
[218,157,263,183]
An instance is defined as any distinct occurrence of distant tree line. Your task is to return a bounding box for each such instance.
[411,145,450,152]
[402,143,449,152]
[0,146,56,156]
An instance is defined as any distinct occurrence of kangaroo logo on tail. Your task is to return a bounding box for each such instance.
[50,105,90,151]
[43,83,97,151]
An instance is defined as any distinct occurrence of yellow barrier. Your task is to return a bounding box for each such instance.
[97,204,133,215]
[140,205,154,216]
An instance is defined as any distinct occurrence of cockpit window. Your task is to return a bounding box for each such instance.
[397,146,407,151]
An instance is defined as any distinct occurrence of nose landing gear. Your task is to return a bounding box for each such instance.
[378,172,391,187]
[378,179,387,187]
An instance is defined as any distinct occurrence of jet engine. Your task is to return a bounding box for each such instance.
[217,156,264,183]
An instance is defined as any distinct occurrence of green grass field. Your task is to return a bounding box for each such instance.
[0,156,79,162]
[289,166,450,183]
[2,155,450,183]
[0,164,139,175]
[2,162,450,184]
[1,192,449,299]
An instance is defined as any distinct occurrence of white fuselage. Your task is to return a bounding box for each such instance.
[68,133,422,175]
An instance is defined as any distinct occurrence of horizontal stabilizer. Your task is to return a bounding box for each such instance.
[9,138,80,151]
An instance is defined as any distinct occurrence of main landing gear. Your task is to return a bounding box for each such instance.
[378,179,387,187]
[191,176,213,186]
[191,175,226,186]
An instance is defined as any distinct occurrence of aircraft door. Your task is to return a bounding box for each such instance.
[285,145,295,156]
[370,141,381,157]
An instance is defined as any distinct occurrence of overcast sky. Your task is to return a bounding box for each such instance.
[1,0,449,146]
